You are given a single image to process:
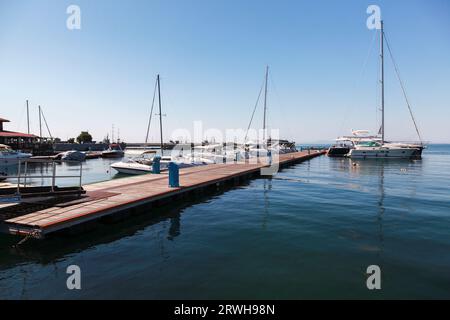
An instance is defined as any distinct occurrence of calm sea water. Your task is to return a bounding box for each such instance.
[1,145,450,299]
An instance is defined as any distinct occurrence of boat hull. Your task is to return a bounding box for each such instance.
[111,164,152,175]
[327,146,351,157]
[349,147,421,159]
[102,151,125,159]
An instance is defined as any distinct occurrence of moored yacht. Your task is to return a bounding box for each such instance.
[346,21,424,160]
[328,130,382,157]
[348,141,421,159]
[102,143,125,158]
[0,144,32,166]
[328,140,352,157]
[111,159,153,175]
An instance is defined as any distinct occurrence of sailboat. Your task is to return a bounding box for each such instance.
[102,126,125,158]
[241,66,297,159]
[111,75,164,174]
[348,21,424,159]
[111,75,213,175]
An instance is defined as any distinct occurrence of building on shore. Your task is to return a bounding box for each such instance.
[0,117,40,150]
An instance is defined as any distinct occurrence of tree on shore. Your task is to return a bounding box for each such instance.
[76,131,93,144]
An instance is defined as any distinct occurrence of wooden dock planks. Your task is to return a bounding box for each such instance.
[3,150,324,238]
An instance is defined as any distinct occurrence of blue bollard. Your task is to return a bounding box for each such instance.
[152,155,161,174]
[168,162,179,188]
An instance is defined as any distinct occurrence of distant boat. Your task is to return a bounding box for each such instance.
[102,144,125,158]
[0,144,32,166]
[328,130,382,157]
[192,144,235,163]
[59,150,86,162]
[328,143,352,157]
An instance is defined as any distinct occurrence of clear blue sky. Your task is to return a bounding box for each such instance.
[1,0,449,143]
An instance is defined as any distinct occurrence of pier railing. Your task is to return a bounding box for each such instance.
[0,159,83,203]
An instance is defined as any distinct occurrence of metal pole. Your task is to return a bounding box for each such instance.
[17,159,22,195]
[79,161,83,191]
[26,100,30,134]
[380,21,385,143]
[157,74,164,156]
[51,161,56,192]
[263,66,269,144]
[24,161,28,187]
[39,105,42,139]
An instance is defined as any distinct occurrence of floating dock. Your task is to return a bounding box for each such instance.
[1,150,325,239]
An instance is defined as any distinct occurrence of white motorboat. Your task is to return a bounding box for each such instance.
[111,155,213,175]
[190,145,241,163]
[110,159,153,175]
[0,144,32,166]
[191,144,230,163]
[175,155,215,167]
[265,139,297,155]
[111,155,214,175]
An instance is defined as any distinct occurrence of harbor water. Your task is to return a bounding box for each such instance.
[1,145,450,299]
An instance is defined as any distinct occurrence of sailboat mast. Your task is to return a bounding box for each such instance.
[263,65,269,143]
[157,74,164,155]
[26,100,30,134]
[39,105,42,138]
[380,20,385,143]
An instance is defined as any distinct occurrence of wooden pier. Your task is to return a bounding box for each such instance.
[1,150,325,239]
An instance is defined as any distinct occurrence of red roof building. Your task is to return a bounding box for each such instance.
[0,117,39,147]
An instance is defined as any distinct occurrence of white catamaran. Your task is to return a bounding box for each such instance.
[347,21,424,159]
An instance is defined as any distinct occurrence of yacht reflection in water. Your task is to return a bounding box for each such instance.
[329,157,423,259]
